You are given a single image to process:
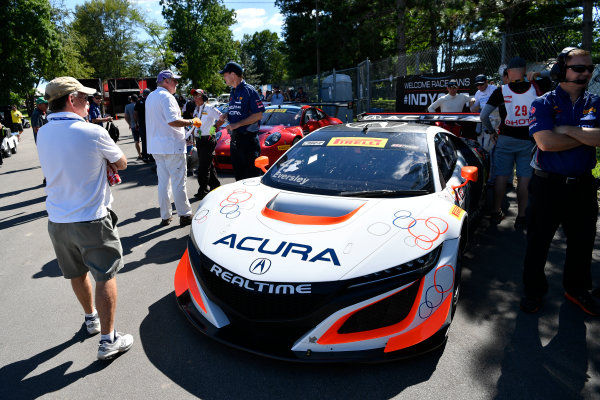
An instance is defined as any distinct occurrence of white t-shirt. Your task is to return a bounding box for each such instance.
[471,84,497,111]
[37,112,123,223]
[146,87,186,154]
[428,93,472,112]
[192,103,222,137]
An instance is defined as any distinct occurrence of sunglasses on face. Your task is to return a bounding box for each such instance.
[566,64,594,73]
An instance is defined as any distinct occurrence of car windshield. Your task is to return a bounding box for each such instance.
[261,128,434,196]
[261,108,301,127]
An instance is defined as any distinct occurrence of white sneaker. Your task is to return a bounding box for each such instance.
[97,331,134,360]
[85,315,101,335]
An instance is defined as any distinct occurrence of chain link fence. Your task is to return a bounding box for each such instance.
[272,25,599,117]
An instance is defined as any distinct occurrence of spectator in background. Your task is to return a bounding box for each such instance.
[145,70,194,227]
[124,94,142,160]
[182,90,196,120]
[427,80,473,112]
[268,86,285,105]
[89,92,112,126]
[190,88,223,200]
[295,87,308,103]
[135,88,152,162]
[481,56,552,229]
[31,97,48,144]
[218,61,265,181]
[10,105,24,141]
[470,74,498,152]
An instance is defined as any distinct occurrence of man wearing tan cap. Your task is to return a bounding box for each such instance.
[37,76,133,360]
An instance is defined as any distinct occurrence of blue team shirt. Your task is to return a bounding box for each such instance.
[529,85,599,176]
[227,80,265,133]
[89,102,102,125]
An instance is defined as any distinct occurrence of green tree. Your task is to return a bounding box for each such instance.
[160,0,236,94]
[139,21,176,76]
[0,0,64,104]
[71,0,145,78]
[240,30,288,84]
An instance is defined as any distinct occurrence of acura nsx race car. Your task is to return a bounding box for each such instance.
[214,104,342,170]
[175,113,488,362]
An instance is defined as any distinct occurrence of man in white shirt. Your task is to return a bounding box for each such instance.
[470,74,499,151]
[427,80,472,112]
[37,76,133,360]
[146,70,199,227]
[268,85,285,105]
[190,88,224,199]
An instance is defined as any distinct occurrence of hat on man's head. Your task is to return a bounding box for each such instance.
[219,62,243,75]
[190,88,204,95]
[35,97,48,105]
[474,74,487,84]
[507,56,526,69]
[157,70,181,83]
[44,76,96,102]
[446,79,458,87]
[93,91,102,98]
[143,88,151,96]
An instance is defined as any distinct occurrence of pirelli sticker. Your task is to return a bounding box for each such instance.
[277,145,291,151]
[449,205,465,220]
[265,108,287,113]
[327,137,388,148]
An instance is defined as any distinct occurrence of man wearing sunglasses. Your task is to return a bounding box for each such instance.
[521,48,600,316]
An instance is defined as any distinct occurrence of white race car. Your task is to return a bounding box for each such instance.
[175,113,488,361]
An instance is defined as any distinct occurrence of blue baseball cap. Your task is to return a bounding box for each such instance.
[219,62,243,75]
[157,70,181,83]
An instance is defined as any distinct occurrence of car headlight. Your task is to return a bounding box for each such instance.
[346,245,442,289]
[264,131,282,146]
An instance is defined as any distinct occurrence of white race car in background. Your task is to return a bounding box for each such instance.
[175,113,488,362]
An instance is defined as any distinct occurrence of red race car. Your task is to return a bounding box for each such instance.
[214,104,342,170]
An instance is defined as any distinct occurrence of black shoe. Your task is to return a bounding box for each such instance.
[193,192,206,200]
[179,215,192,227]
[491,210,504,225]
[520,295,542,313]
[160,216,173,226]
[565,291,600,316]
[514,216,526,230]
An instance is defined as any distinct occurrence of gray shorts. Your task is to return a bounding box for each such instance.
[48,209,124,282]
[492,135,534,178]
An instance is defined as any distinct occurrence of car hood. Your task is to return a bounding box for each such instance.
[191,179,463,283]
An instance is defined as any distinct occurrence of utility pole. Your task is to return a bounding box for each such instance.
[582,0,592,51]
[316,0,321,101]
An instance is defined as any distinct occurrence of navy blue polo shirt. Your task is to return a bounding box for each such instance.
[89,102,102,125]
[227,80,264,133]
[529,85,599,176]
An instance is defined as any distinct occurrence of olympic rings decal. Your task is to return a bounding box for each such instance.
[418,265,455,319]
[433,264,454,294]
[194,208,209,224]
[219,189,253,219]
[392,210,448,250]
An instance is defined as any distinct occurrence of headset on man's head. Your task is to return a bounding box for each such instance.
[550,47,580,82]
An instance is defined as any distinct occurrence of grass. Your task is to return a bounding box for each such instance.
[594,148,600,179]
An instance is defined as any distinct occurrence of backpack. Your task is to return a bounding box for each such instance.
[106,121,120,142]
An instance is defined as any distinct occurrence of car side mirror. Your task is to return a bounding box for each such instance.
[255,156,270,173]
[451,166,478,190]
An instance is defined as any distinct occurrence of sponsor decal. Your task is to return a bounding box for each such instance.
[449,205,465,220]
[249,258,271,275]
[212,234,341,266]
[210,265,312,294]
[530,106,536,115]
[302,140,325,146]
[327,137,388,148]
[277,145,291,151]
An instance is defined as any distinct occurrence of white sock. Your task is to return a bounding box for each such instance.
[85,309,98,319]
[101,330,115,342]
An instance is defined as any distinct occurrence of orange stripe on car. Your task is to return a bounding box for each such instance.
[174,249,207,313]
[261,203,365,225]
[384,293,452,353]
[317,278,425,345]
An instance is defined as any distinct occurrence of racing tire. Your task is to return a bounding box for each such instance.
[292,136,301,145]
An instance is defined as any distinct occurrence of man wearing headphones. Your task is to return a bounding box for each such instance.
[521,48,600,315]
[190,88,223,200]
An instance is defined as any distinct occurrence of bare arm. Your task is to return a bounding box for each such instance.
[168,119,195,128]
[107,153,127,174]
[532,129,584,152]
[557,125,600,147]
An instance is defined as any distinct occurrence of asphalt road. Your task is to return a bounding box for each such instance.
[1,118,599,399]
